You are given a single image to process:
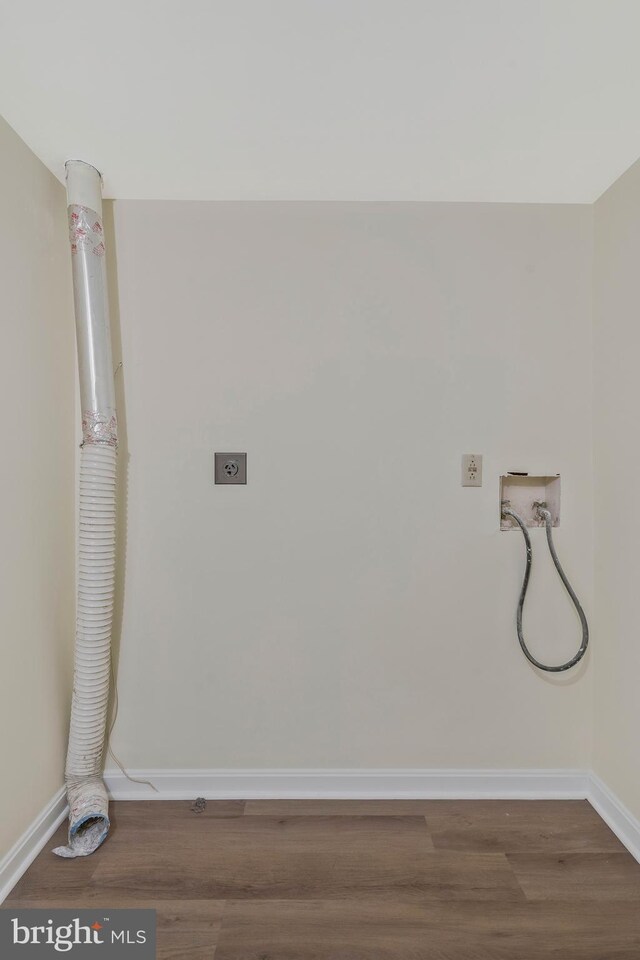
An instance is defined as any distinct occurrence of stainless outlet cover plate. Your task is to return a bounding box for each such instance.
[215,452,247,484]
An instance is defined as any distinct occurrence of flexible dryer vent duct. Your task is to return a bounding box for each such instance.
[53,161,117,858]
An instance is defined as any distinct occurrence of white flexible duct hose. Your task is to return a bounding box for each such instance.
[53,161,117,858]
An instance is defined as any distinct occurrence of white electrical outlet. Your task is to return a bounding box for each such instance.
[462,454,482,487]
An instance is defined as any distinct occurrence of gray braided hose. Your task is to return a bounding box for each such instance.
[501,502,589,672]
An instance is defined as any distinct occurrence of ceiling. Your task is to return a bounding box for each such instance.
[1,1,639,202]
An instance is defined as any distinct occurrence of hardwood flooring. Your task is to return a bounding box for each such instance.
[4,799,640,958]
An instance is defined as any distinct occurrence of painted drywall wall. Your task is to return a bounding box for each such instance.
[0,116,75,859]
[108,201,594,771]
[593,159,640,821]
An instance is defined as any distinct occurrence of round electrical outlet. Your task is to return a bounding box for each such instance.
[215,452,247,484]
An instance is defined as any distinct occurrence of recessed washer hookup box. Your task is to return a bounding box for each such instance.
[500,474,560,529]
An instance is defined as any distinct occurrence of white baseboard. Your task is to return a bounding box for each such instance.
[103,767,590,801]
[0,787,68,905]
[2,770,638,904]
[587,773,640,864]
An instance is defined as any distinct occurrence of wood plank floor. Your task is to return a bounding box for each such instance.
[4,799,640,958]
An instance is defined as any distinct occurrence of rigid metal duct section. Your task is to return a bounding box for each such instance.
[53,161,117,858]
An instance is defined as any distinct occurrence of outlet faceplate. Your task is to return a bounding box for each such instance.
[461,454,482,487]
[215,452,247,484]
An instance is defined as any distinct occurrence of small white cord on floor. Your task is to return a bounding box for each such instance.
[107,660,158,792]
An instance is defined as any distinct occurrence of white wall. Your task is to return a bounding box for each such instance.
[593,159,640,821]
[108,201,594,772]
[0,116,75,858]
